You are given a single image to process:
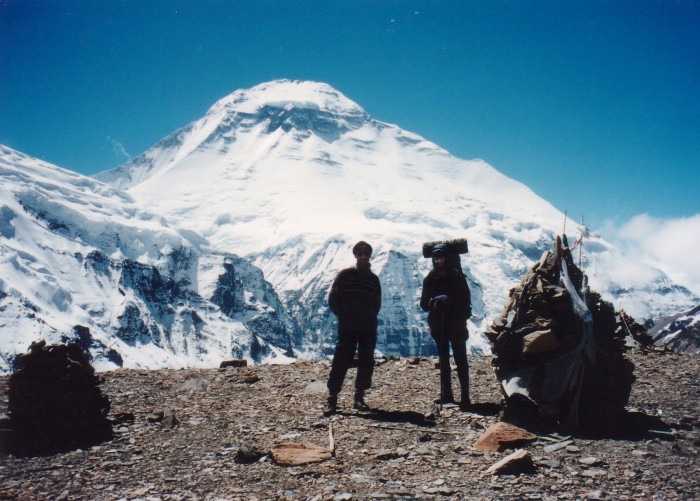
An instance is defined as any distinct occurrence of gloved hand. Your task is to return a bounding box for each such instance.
[430,295,448,310]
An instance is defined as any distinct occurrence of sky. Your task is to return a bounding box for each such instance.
[1,0,699,294]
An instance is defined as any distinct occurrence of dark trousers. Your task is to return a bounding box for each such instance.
[431,327,470,399]
[327,328,377,397]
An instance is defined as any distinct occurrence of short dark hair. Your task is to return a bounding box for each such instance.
[353,240,372,256]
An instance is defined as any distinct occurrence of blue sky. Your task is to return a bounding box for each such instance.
[1,0,698,234]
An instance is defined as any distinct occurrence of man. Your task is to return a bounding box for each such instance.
[324,241,382,416]
[420,243,472,408]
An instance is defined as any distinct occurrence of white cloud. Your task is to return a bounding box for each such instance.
[108,136,131,161]
[609,214,700,296]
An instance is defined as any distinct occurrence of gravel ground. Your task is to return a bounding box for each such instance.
[1,351,698,500]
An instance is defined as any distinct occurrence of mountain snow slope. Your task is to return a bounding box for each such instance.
[648,304,700,355]
[95,80,698,357]
[0,145,300,373]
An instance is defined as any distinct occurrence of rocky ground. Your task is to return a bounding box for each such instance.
[1,351,699,500]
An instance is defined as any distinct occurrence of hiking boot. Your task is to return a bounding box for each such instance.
[459,396,471,411]
[353,398,371,412]
[323,396,337,417]
[353,390,370,412]
[436,393,455,405]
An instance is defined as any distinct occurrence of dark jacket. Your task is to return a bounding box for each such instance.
[328,266,381,331]
[420,268,471,334]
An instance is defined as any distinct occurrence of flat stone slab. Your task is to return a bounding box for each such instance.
[270,443,333,466]
[474,421,537,452]
[485,449,536,475]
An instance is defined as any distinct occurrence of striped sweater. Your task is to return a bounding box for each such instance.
[328,266,381,331]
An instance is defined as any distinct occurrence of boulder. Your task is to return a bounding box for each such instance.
[220,359,248,368]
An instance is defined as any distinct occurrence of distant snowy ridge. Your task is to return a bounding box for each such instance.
[648,304,700,355]
[96,80,699,357]
[0,145,300,373]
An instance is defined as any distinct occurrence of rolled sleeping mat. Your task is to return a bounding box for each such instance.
[422,238,469,258]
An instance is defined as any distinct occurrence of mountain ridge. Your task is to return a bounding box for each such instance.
[0,144,300,373]
[95,80,699,357]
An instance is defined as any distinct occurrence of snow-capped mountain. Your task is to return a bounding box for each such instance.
[95,80,699,356]
[0,145,300,373]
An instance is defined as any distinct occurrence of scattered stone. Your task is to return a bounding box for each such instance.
[147,410,165,423]
[646,429,676,440]
[0,349,697,499]
[418,432,432,442]
[586,489,612,500]
[581,468,607,477]
[566,445,581,453]
[219,359,247,368]
[181,379,206,392]
[414,445,431,455]
[485,449,536,476]
[579,456,604,466]
[538,459,562,469]
[235,445,264,464]
[543,440,574,453]
[241,374,261,384]
[374,448,409,460]
[474,421,537,452]
[304,381,328,394]
[161,410,179,429]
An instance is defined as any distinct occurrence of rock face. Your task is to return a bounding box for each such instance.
[486,235,636,432]
[0,145,300,372]
[648,304,700,354]
[7,341,112,456]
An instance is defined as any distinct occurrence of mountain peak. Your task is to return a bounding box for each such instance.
[209,79,366,116]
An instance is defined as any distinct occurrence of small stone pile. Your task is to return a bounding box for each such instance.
[486,235,636,433]
[7,340,112,456]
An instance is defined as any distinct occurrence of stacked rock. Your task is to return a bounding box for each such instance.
[486,236,636,433]
[8,341,112,456]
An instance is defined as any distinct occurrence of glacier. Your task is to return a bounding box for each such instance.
[0,145,300,373]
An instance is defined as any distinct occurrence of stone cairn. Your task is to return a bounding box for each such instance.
[7,341,112,456]
[486,235,636,434]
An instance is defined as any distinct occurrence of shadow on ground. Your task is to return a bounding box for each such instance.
[463,402,502,416]
[338,408,436,428]
[336,401,504,428]
[611,411,675,441]
[502,407,676,441]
